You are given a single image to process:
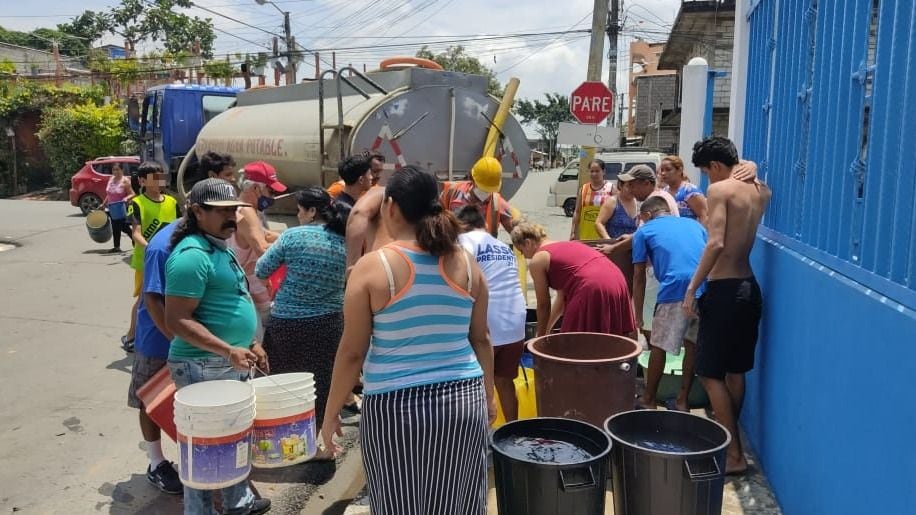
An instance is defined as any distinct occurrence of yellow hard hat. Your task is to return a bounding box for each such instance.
[471,156,502,193]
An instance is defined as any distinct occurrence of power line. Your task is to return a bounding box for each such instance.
[496,12,592,74]
[301,29,591,53]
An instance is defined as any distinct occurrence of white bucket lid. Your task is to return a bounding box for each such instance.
[175,380,254,409]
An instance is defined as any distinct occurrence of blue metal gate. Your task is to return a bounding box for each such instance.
[743,0,915,304]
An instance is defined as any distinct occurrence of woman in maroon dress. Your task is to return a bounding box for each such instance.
[512,222,636,338]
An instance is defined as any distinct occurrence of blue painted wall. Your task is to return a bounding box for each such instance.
[743,233,916,515]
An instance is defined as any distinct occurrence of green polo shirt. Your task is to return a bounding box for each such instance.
[166,234,257,360]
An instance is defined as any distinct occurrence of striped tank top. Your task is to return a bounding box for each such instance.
[363,244,483,395]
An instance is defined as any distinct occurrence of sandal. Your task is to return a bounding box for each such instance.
[121,335,135,352]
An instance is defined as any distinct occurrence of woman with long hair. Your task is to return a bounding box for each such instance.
[101,163,135,253]
[254,187,349,430]
[321,166,494,515]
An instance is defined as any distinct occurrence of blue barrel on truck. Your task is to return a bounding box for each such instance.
[139,84,239,184]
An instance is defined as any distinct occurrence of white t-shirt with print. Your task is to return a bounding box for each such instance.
[458,230,527,346]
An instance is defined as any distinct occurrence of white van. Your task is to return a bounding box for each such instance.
[546,150,666,216]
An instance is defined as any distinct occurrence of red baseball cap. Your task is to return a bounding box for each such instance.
[243,161,287,193]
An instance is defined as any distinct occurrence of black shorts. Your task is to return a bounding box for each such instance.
[696,277,762,380]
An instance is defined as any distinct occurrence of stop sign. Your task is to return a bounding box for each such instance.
[570,81,614,125]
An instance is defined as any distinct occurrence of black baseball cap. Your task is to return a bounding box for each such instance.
[188,178,251,207]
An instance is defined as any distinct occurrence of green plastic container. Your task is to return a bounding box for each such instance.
[638,351,708,408]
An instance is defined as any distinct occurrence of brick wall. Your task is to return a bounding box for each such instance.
[634,75,677,132]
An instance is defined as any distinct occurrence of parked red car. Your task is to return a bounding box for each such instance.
[69,156,141,215]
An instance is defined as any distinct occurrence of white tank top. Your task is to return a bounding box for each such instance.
[458,231,527,346]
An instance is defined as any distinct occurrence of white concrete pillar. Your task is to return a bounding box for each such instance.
[678,57,708,185]
[728,0,751,155]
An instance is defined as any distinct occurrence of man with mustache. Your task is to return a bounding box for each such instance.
[164,179,271,514]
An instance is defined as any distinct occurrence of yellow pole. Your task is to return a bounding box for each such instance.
[483,78,520,158]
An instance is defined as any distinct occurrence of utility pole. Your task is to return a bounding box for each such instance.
[52,41,63,87]
[573,0,609,239]
[607,0,619,127]
[283,11,295,84]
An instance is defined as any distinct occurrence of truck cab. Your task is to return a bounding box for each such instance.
[139,84,239,183]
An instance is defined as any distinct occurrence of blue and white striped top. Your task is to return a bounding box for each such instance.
[362,244,483,395]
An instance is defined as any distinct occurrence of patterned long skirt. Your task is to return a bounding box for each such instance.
[360,377,488,515]
[261,311,343,428]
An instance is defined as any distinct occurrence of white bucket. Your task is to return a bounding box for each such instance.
[175,398,256,418]
[254,384,316,402]
[174,406,257,431]
[250,373,314,390]
[251,386,317,469]
[175,380,254,412]
[174,380,256,490]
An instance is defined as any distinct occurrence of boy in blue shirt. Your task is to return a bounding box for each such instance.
[632,196,707,411]
[127,221,182,494]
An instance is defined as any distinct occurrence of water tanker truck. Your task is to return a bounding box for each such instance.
[176,63,531,201]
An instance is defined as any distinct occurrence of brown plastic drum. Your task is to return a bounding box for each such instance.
[527,332,640,428]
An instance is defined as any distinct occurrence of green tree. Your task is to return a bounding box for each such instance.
[37,103,126,188]
[57,11,109,44]
[415,45,504,98]
[515,92,574,162]
[0,26,89,58]
[203,60,234,81]
[68,0,216,58]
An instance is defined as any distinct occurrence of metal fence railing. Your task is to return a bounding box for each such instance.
[743,0,914,296]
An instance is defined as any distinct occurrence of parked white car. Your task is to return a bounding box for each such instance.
[547,150,666,216]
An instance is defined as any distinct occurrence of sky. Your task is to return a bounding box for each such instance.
[1,0,680,110]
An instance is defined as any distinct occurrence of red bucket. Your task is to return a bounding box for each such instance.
[136,366,177,442]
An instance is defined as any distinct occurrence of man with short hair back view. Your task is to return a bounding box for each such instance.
[684,136,771,475]
[631,196,706,412]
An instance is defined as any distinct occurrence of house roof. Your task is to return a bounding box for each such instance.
[658,0,736,70]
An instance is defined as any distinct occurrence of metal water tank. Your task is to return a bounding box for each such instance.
[187,67,530,199]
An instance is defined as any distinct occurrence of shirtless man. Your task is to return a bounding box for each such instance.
[683,136,771,475]
[345,186,393,273]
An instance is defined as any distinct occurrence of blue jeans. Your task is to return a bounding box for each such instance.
[168,357,255,515]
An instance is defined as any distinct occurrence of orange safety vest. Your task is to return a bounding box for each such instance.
[440,181,502,237]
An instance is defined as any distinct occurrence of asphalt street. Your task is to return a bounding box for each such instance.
[0,168,567,514]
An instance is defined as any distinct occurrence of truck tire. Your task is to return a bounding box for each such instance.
[563,198,576,217]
